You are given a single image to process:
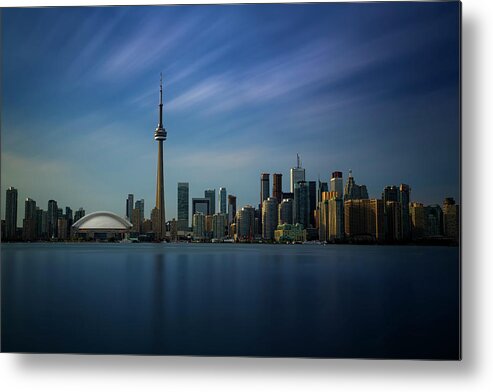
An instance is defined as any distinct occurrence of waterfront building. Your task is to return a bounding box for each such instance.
[57,217,68,240]
[294,181,310,229]
[272,173,283,203]
[135,199,144,222]
[385,201,402,241]
[131,207,142,234]
[219,187,227,214]
[410,202,426,240]
[22,198,37,241]
[153,74,168,240]
[72,211,133,240]
[36,208,47,239]
[47,199,58,239]
[424,204,443,237]
[344,199,384,241]
[236,205,255,241]
[400,184,411,240]
[5,187,18,240]
[227,195,237,225]
[204,189,216,215]
[192,212,205,240]
[205,214,214,239]
[177,182,189,230]
[344,170,369,201]
[126,194,134,220]
[318,193,329,242]
[330,171,343,198]
[443,197,459,240]
[290,154,305,193]
[262,197,278,240]
[328,195,345,241]
[260,173,270,205]
[142,219,153,234]
[274,223,306,243]
[308,181,316,228]
[212,213,227,240]
[74,207,85,222]
[279,198,293,225]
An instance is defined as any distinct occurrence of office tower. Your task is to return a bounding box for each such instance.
[131,207,142,234]
[227,195,237,225]
[36,208,47,239]
[236,205,255,241]
[443,197,459,240]
[219,187,227,214]
[279,198,294,225]
[424,204,443,237]
[369,199,385,241]
[260,173,270,205]
[153,74,168,240]
[330,171,343,198]
[212,213,227,240]
[74,207,85,222]
[192,213,205,239]
[294,181,310,229]
[126,194,134,220]
[290,154,305,193]
[382,185,399,204]
[57,217,68,240]
[344,170,369,201]
[262,197,278,240]
[134,199,144,222]
[328,195,345,241]
[142,219,153,234]
[318,192,329,242]
[204,189,216,215]
[410,202,426,240]
[65,206,73,238]
[23,198,37,241]
[272,173,283,203]
[177,182,189,230]
[399,184,411,240]
[5,187,18,240]
[47,200,58,239]
[344,199,381,240]
[192,198,210,215]
[318,180,328,204]
[385,201,402,241]
[308,181,317,228]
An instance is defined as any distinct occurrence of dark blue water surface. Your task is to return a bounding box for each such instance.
[1,243,460,359]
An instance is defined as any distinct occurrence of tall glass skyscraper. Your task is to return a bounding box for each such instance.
[126,194,134,220]
[177,182,189,230]
[290,154,305,193]
[219,187,227,214]
[5,187,18,240]
[260,173,270,205]
[204,189,216,215]
[294,181,310,229]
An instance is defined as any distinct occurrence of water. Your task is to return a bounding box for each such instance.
[1,243,460,359]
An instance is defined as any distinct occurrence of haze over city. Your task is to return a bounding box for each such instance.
[1,3,460,222]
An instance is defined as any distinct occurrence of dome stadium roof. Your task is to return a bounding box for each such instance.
[72,211,132,231]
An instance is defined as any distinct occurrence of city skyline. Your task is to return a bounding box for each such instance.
[1,3,460,222]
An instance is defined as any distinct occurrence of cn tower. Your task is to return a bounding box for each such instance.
[154,73,167,240]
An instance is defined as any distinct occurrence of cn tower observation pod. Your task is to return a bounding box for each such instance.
[72,211,132,241]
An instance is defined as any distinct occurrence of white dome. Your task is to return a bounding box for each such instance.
[72,211,132,230]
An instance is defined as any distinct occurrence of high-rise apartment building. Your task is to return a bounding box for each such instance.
[227,195,237,225]
[262,197,278,240]
[443,197,459,240]
[47,199,58,239]
[410,202,426,240]
[399,184,411,240]
[212,213,227,240]
[23,198,37,241]
[192,213,205,240]
[279,198,293,225]
[237,205,255,241]
[126,194,134,220]
[260,173,270,205]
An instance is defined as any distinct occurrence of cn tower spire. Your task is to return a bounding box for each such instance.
[158,72,163,129]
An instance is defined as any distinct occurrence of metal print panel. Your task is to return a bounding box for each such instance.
[0,1,461,359]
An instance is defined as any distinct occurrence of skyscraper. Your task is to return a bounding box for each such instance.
[443,197,459,240]
[192,213,205,240]
[134,199,144,223]
[260,173,270,205]
[47,199,58,239]
[399,184,411,240]
[237,205,255,241]
[262,197,278,240]
[219,187,227,214]
[23,198,37,241]
[330,171,343,198]
[227,194,237,225]
[5,187,18,240]
[272,173,283,203]
[410,202,426,240]
[290,154,305,193]
[126,194,134,220]
[294,181,310,229]
[154,74,167,240]
[279,198,294,225]
[177,182,189,230]
[192,198,210,216]
[74,207,85,222]
[204,189,216,215]
[212,213,227,240]
[308,181,317,228]
[344,170,368,200]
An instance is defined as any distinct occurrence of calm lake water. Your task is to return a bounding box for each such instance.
[1,243,460,359]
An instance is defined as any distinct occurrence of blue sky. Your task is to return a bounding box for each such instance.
[1,2,460,221]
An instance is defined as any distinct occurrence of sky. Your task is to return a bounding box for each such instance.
[1,2,461,222]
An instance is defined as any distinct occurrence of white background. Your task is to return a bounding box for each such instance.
[0,0,491,391]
